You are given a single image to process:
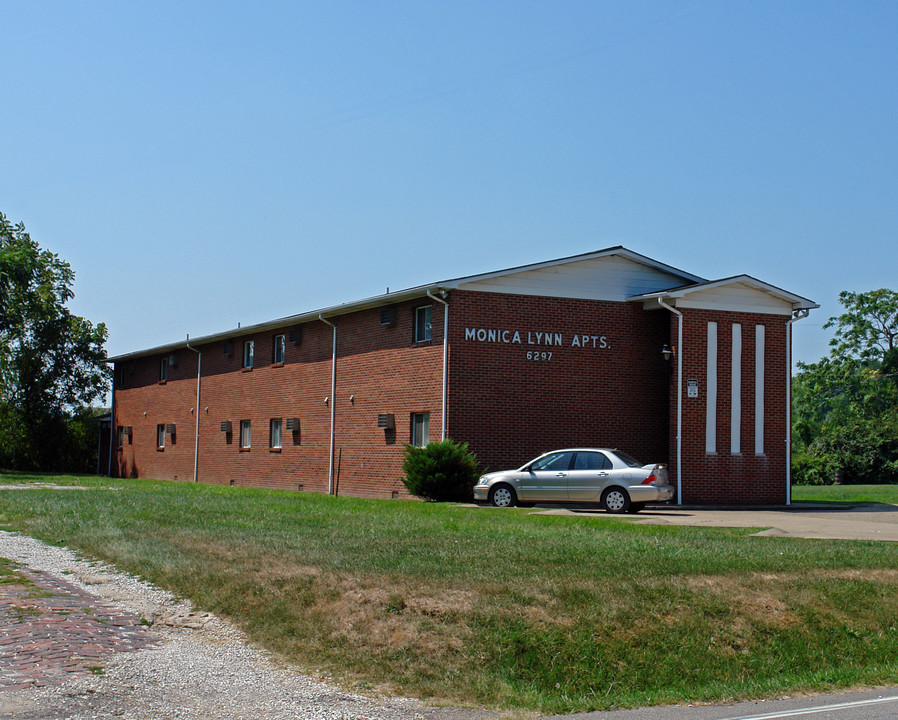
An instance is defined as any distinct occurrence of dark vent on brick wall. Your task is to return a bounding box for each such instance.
[285,417,300,432]
[380,307,396,327]
[377,413,395,430]
[165,423,176,435]
[220,421,232,433]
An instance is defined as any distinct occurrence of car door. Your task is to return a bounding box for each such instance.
[566,451,612,501]
[519,451,575,501]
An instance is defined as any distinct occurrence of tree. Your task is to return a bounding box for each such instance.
[0,212,110,470]
[792,289,898,485]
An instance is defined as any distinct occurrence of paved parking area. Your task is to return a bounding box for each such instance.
[535,503,898,542]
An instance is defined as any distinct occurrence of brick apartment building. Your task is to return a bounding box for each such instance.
[108,247,817,505]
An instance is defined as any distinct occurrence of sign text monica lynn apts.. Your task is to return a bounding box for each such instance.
[463,327,610,349]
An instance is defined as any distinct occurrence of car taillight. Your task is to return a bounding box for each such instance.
[641,474,657,485]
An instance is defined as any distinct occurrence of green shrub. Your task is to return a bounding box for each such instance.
[400,439,481,502]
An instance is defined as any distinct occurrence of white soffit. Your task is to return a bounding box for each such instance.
[456,252,700,302]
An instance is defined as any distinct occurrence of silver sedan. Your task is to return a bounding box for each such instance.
[473,448,673,513]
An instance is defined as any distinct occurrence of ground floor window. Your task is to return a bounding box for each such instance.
[156,424,165,449]
[240,420,251,448]
[411,412,430,447]
[270,418,282,449]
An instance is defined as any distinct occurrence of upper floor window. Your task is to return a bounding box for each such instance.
[415,305,432,343]
[243,340,254,369]
[159,357,168,382]
[273,335,286,364]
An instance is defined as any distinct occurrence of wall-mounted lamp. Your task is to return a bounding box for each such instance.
[324,396,329,406]
[349,394,355,405]
[661,344,674,362]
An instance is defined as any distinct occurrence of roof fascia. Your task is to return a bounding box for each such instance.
[629,274,819,310]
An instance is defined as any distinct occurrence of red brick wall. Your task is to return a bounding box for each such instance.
[112,290,793,505]
[113,299,444,498]
[670,309,789,505]
[447,291,672,473]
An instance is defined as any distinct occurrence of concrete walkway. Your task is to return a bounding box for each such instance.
[536,503,898,542]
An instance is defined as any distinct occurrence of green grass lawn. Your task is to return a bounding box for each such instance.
[792,483,898,505]
[1,473,897,714]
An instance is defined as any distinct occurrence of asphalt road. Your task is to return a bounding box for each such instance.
[552,687,898,720]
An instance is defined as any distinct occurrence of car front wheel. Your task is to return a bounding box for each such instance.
[601,487,630,514]
[489,484,517,508]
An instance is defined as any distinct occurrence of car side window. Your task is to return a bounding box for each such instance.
[573,452,611,470]
[530,452,574,472]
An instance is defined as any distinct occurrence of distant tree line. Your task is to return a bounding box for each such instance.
[792,289,898,485]
[0,212,110,472]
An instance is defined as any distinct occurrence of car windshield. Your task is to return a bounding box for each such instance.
[613,450,644,468]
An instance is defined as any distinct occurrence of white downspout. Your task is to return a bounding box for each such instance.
[426,289,449,440]
[107,375,115,477]
[658,298,683,505]
[319,315,337,494]
[785,309,810,506]
[186,335,202,483]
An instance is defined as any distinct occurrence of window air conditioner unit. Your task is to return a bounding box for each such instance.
[123,427,132,439]
[165,423,176,435]
[223,342,234,357]
[289,327,302,344]
[380,307,396,327]
[377,413,395,430]
[285,417,300,432]
[220,421,232,434]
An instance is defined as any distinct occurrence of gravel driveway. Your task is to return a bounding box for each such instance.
[0,531,502,720]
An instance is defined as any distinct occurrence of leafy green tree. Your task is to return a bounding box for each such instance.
[793,289,898,485]
[0,212,110,470]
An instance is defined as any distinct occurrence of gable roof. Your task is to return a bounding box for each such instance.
[108,249,806,362]
[630,275,819,314]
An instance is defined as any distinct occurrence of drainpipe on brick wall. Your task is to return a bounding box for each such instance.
[186,335,202,483]
[426,289,449,441]
[318,315,337,494]
[107,377,115,477]
[785,309,810,506]
[657,297,683,505]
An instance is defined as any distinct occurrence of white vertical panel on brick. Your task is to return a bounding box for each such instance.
[706,322,718,454]
[731,323,742,454]
[755,324,765,455]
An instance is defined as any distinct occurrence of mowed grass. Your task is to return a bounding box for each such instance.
[1,474,897,714]
[792,483,898,505]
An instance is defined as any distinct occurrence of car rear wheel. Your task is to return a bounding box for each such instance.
[489,484,517,508]
[601,487,630,514]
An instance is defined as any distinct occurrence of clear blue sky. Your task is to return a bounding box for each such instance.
[3,1,896,367]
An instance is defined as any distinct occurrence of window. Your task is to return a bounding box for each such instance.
[240,420,251,448]
[573,451,611,471]
[156,424,166,449]
[273,335,286,364]
[414,305,432,343]
[530,451,574,472]
[270,418,282,449]
[243,341,254,369]
[160,357,168,382]
[411,412,430,447]
[116,426,124,448]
